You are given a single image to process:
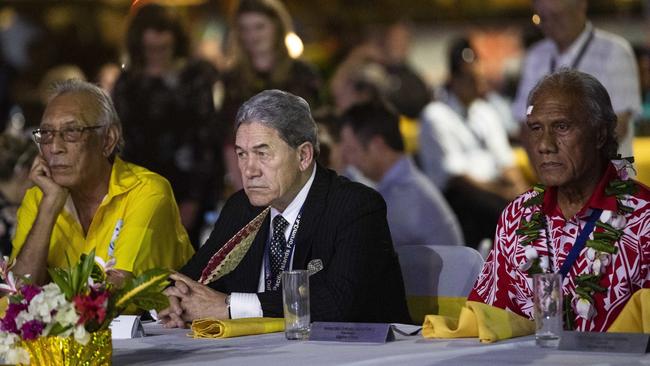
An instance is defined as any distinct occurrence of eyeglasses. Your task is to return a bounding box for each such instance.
[32,125,105,144]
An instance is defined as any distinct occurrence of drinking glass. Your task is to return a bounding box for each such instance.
[533,272,563,348]
[282,270,310,340]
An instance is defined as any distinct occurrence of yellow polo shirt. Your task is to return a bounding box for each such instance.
[12,157,194,276]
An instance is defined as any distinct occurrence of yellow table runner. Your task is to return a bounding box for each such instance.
[190,317,285,339]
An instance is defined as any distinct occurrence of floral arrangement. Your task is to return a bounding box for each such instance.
[517,157,637,329]
[0,250,170,364]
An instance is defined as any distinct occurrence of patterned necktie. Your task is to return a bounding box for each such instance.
[268,215,289,290]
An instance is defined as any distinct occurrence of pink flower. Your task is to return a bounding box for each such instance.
[19,285,42,303]
[1,303,28,333]
[73,289,109,325]
[20,320,45,340]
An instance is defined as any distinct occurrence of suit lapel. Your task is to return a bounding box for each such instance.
[292,165,331,269]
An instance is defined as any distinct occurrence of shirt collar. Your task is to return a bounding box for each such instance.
[542,162,619,218]
[270,164,317,227]
[553,22,593,59]
[377,156,411,193]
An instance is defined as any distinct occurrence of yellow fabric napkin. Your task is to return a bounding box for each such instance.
[422,300,535,343]
[407,296,468,324]
[608,289,650,333]
[190,317,285,338]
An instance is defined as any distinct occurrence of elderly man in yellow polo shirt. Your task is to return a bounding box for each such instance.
[10,79,194,286]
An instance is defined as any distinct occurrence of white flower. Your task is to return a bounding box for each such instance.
[14,309,35,329]
[0,272,19,294]
[0,332,19,352]
[0,333,30,364]
[586,248,597,261]
[519,259,532,272]
[539,256,550,271]
[94,256,116,272]
[592,258,603,274]
[575,297,595,320]
[74,325,91,345]
[599,253,611,267]
[610,214,626,230]
[5,346,30,365]
[27,284,67,324]
[525,247,539,260]
[611,158,636,180]
[53,301,80,329]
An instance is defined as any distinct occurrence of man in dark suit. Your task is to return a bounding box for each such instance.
[160,89,410,327]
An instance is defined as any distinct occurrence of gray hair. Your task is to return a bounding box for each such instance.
[527,68,618,160]
[235,89,320,156]
[47,79,124,156]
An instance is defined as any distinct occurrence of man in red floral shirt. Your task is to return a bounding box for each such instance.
[469,69,650,332]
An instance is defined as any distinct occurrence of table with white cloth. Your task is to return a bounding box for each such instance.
[112,323,650,365]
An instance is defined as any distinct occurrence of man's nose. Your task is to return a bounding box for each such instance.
[243,156,261,179]
[538,129,558,154]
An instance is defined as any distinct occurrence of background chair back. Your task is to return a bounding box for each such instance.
[396,244,484,323]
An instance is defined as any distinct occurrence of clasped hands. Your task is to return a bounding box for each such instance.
[159,272,229,328]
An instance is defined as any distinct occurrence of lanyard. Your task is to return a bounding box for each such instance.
[558,208,602,278]
[550,30,595,73]
[264,211,302,291]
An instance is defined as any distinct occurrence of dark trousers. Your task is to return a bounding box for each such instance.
[444,180,509,249]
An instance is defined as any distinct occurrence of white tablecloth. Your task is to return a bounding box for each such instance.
[112,323,650,366]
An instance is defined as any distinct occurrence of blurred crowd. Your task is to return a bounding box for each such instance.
[1,0,649,254]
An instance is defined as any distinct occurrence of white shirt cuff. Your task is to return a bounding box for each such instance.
[229,292,263,319]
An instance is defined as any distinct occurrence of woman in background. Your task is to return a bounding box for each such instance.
[220,0,322,190]
[112,4,222,247]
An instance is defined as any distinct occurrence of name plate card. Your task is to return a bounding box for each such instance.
[559,331,650,354]
[309,322,394,343]
[110,315,145,339]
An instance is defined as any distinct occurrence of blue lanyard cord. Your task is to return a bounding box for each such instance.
[264,211,302,291]
[558,208,603,278]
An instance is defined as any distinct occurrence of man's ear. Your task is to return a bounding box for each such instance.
[297,142,314,171]
[103,125,120,158]
[368,135,385,153]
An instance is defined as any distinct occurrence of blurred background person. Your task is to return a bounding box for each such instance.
[419,37,528,249]
[0,132,36,257]
[340,99,463,247]
[634,45,650,127]
[112,3,222,247]
[220,0,322,191]
[512,0,641,158]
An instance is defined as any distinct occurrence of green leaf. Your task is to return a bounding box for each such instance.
[114,269,170,309]
[48,323,72,337]
[48,268,73,299]
[132,292,170,311]
[586,239,618,254]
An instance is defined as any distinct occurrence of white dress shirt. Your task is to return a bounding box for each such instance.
[512,22,641,157]
[229,165,317,319]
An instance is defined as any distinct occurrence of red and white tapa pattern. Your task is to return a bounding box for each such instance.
[468,165,650,331]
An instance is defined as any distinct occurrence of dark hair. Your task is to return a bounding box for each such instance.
[527,68,619,160]
[126,4,189,71]
[448,37,476,78]
[236,89,319,156]
[226,0,294,93]
[0,134,37,181]
[341,99,404,152]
